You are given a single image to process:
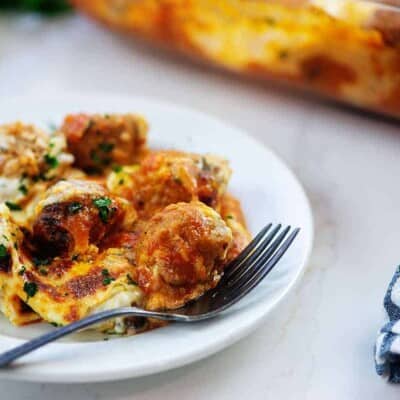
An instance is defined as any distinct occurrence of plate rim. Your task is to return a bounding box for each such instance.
[0,93,314,383]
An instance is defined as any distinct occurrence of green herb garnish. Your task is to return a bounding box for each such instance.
[102,269,115,286]
[32,173,50,182]
[44,154,59,169]
[18,266,26,276]
[93,197,113,223]
[23,281,38,300]
[113,165,122,173]
[18,183,28,195]
[0,244,8,258]
[5,201,22,211]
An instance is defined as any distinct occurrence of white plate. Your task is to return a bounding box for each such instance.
[0,94,313,383]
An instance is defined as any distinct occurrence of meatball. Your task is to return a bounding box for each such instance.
[61,113,148,173]
[31,180,137,258]
[134,201,233,310]
[0,122,73,208]
[219,194,252,263]
[108,150,231,220]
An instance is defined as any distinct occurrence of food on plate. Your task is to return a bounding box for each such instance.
[61,113,148,173]
[0,112,251,335]
[135,201,233,310]
[107,150,231,219]
[0,122,74,226]
[0,204,41,325]
[31,180,136,258]
[73,0,400,119]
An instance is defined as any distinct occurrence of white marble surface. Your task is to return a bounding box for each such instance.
[1,12,400,399]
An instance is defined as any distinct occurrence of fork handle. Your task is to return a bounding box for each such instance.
[0,307,187,368]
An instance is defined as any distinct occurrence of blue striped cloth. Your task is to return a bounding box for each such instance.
[375,266,400,383]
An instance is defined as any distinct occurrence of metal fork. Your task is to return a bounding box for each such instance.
[0,224,300,367]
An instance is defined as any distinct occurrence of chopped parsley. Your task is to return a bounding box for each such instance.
[23,281,38,300]
[93,197,113,223]
[18,183,28,195]
[99,142,114,153]
[5,201,22,211]
[102,269,115,286]
[32,173,50,182]
[38,268,48,276]
[50,322,60,327]
[71,254,79,262]
[226,215,234,220]
[118,178,125,186]
[68,202,83,215]
[126,274,137,286]
[44,154,59,169]
[113,165,122,173]
[18,266,26,276]
[0,244,8,258]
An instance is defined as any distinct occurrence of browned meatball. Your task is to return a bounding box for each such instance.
[108,150,231,220]
[31,180,136,258]
[61,113,148,173]
[134,201,233,310]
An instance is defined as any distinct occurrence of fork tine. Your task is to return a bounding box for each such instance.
[221,228,300,307]
[222,223,272,278]
[226,225,291,289]
[210,225,289,301]
[221,223,276,281]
